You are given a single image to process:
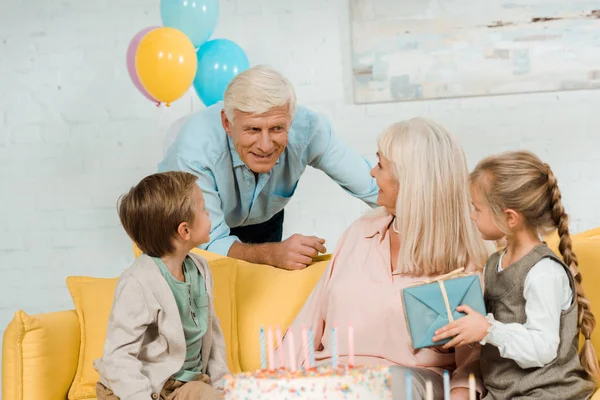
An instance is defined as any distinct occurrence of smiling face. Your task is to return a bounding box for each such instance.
[188,185,211,246]
[370,152,399,215]
[469,183,505,241]
[221,106,291,174]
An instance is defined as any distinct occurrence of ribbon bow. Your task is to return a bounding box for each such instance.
[407,267,471,323]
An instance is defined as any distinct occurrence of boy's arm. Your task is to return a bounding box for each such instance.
[94,277,154,400]
[206,311,230,389]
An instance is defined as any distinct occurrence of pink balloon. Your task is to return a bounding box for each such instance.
[127,26,160,105]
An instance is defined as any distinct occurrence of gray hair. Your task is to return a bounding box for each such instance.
[223,65,297,123]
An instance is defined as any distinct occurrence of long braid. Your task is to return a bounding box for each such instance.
[547,166,600,384]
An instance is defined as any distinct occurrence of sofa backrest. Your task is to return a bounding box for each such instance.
[546,228,600,351]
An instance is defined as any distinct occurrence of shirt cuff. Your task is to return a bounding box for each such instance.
[449,375,484,395]
[480,313,506,347]
[204,235,240,256]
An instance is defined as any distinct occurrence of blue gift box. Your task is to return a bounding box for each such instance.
[401,273,486,349]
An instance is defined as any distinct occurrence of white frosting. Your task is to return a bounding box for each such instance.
[222,365,392,400]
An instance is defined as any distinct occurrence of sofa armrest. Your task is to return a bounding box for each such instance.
[3,310,81,400]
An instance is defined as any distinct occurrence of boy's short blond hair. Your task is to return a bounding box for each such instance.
[118,171,198,257]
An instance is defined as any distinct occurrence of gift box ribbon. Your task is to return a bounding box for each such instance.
[407,267,470,323]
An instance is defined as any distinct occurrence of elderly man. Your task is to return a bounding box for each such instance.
[158,65,378,270]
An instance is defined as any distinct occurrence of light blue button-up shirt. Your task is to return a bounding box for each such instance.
[158,102,379,255]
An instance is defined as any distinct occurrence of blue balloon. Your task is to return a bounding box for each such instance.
[160,0,219,48]
[193,39,250,107]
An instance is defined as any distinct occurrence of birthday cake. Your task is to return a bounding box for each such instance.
[221,364,392,400]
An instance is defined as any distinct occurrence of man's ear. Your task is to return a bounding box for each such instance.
[221,109,233,138]
[504,209,520,229]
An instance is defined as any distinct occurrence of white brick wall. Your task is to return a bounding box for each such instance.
[1,0,600,385]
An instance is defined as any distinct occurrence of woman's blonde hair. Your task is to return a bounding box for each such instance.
[223,65,296,124]
[377,117,488,276]
[471,150,600,383]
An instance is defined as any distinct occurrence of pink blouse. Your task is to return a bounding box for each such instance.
[281,213,483,391]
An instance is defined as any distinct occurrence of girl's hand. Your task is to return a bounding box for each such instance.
[432,305,490,349]
[450,387,474,400]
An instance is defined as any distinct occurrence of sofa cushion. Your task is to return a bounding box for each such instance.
[206,257,241,373]
[66,276,119,400]
[234,258,329,371]
[546,227,600,350]
[2,310,81,400]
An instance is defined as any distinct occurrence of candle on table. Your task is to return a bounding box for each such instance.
[302,325,310,369]
[425,380,433,400]
[267,327,275,371]
[331,326,338,369]
[443,370,450,400]
[308,328,316,368]
[276,326,284,368]
[259,326,266,370]
[405,370,412,399]
[287,331,296,372]
[348,323,355,367]
[469,373,476,400]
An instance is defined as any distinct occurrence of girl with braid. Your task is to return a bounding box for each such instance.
[433,150,598,399]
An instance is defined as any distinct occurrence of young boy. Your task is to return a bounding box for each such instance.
[94,171,229,400]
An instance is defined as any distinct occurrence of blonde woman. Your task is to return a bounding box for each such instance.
[433,151,598,399]
[281,118,489,399]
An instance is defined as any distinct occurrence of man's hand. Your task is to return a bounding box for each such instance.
[272,234,327,270]
[432,305,490,349]
[228,234,326,269]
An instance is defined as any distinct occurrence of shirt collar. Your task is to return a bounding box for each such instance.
[227,136,245,167]
[226,136,282,168]
[364,213,395,240]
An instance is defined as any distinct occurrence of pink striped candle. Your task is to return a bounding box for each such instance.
[267,327,275,371]
[287,331,296,372]
[302,325,310,369]
[276,326,284,368]
[348,323,355,367]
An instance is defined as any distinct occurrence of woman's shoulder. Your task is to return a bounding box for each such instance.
[327,212,393,261]
[343,210,393,238]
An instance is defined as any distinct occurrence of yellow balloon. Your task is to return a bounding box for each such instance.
[135,27,197,107]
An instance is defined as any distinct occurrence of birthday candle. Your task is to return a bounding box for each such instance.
[331,326,338,369]
[288,331,296,372]
[308,328,316,368]
[348,323,355,367]
[302,325,310,369]
[259,327,266,370]
[405,370,412,400]
[469,373,476,400]
[267,327,275,371]
[425,380,433,400]
[276,326,284,368]
[443,370,450,400]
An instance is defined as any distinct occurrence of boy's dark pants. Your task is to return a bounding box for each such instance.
[96,374,223,400]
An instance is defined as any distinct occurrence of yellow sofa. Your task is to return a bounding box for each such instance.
[3,228,600,400]
[2,249,330,400]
